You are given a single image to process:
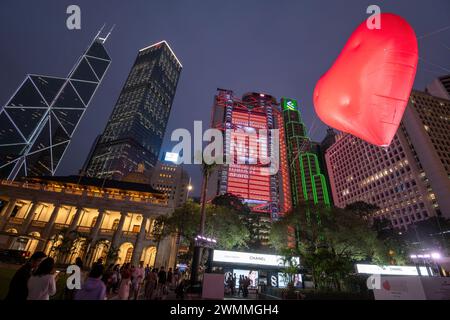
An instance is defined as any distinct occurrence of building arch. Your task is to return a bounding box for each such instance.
[117,242,134,265]
[91,239,110,265]
[24,232,40,254]
[5,228,18,234]
[67,237,88,264]
[45,234,64,259]
[9,231,40,253]
[140,246,157,268]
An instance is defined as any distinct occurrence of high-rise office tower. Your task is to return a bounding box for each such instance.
[149,160,190,208]
[0,30,111,180]
[281,98,330,208]
[426,74,450,100]
[325,89,450,229]
[123,155,190,209]
[206,89,291,222]
[83,41,182,180]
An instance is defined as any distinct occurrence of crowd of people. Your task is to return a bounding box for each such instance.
[4,251,187,300]
[225,273,252,297]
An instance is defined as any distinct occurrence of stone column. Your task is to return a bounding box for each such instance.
[67,206,83,234]
[0,198,17,230]
[131,216,148,266]
[90,209,106,242]
[167,234,178,270]
[35,204,61,252]
[20,201,40,234]
[85,209,106,265]
[111,211,127,250]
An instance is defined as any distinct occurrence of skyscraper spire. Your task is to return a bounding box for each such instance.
[0,30,112,180]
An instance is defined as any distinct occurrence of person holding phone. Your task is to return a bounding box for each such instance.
[27,257,58,300]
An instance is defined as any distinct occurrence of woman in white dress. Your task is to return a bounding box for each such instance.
[27,257,58,300]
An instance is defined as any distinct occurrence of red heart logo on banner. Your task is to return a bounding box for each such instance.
[313,13,418,147]
[383,280,391,291]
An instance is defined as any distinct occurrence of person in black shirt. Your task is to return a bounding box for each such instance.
[156,266,167,299]
[167,267,173,290]
[5,251,46,300]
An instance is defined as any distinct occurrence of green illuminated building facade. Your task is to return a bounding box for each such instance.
[281,98,330,208]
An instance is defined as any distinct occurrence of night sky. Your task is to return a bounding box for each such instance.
[1,0,449,196]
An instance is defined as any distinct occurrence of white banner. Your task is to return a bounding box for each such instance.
[213,250,300,267]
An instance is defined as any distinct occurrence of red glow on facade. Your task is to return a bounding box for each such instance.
[227,110,271,204]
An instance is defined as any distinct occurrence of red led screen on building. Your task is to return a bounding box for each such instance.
[227,110,271,205]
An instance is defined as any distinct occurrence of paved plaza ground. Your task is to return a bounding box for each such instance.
[0,263,274,300]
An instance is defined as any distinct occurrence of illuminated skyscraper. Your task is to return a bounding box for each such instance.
[427,74,450,100]
[206,89,291,222]
[281,98,330,208]
[0,30,111,180]
[325,90,450,228]
[84,41,182,180]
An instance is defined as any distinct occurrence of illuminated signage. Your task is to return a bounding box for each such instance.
[282,98,298,111]
[356,264,419,276]
[213,250,300,267]
[164,152,179,163]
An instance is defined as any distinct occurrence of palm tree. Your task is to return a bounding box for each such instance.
[199,161,217,235]
[190,156,217,285]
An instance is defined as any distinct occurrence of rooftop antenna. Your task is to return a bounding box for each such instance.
[98,24,115,44]
[95,24,106,40]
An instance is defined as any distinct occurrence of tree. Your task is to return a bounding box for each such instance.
[211,193,267,250]
[188,155,218,284]
[370,216,409,265]
[212,193,276,250]
[345,201,379,219]
[269,202,393,291]
[156,201,250,265]
[199,161,217,236]
[49,229,86,264]
[212,193,250,214]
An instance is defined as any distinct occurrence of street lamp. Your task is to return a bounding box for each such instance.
[194,235,217,248]
[430,252,446,277]
[175,180,193,270]
[194,235,217,274]
[185,177,193,201]
[431,252,441,260]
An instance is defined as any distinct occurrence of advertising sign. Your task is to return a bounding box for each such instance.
[356,264,419,276]
[373,276,426,300]
[373,276,450,300]
[164,152,179,163]
[282,98,298,111]
[213,250,300,267]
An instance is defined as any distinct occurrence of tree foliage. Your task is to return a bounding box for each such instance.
[212,193,251,214]
[211,193,270,250]
[157,200,250,251]
[269,202,396,290]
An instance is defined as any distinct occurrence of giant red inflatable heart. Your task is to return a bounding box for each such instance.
[313,13,418,147]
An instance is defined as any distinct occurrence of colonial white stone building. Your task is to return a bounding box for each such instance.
[0,175,177,268]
